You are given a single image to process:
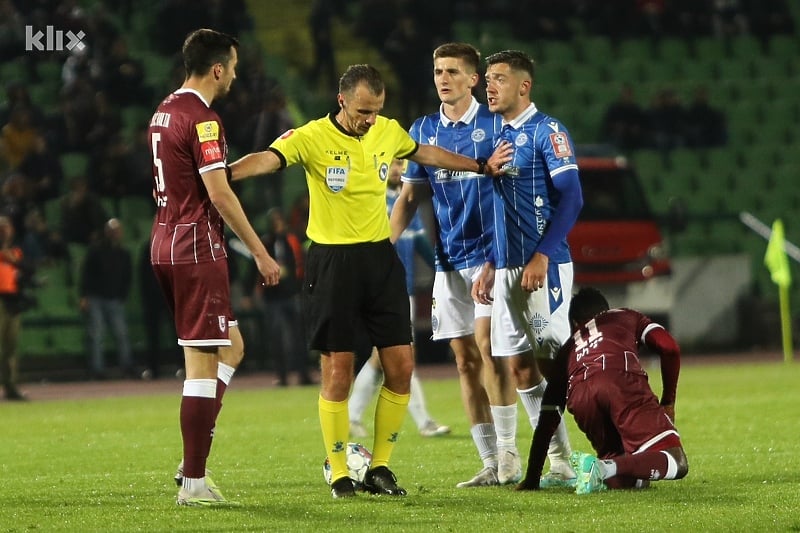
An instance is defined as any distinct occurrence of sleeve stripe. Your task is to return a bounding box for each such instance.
[199,162,226,174]
[550,163,579,176]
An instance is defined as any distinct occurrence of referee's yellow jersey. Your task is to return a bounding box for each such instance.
[269,114,418,245]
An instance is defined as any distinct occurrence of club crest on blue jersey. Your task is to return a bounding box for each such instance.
[515,132,529,146]
[378,162,389,181]
[471,129,486,142]
[326,166,347,192]
[528,312,549,336]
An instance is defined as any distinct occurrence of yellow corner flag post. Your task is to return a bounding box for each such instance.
[764,219,793,363]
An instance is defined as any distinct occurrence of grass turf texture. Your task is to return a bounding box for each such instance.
[1,361,798,532]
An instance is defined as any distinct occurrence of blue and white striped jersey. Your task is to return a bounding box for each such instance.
[403,98,502,272]
[386,186,425,293]
[492,103,581,269]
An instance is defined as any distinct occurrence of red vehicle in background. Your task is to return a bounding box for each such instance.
[569,148,684,324]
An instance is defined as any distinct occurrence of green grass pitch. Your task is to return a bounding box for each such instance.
[1,360,798,532]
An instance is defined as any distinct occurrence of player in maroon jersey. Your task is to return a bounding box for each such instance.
[148,28,280,506]
[516,287,688,493]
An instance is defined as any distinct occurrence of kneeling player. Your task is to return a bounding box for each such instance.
[517,287,688,493]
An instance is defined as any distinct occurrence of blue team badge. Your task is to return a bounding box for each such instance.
[378,162,389,181]
[515,132,529,146]
[528,312,549,336]
[471,129,486,142]
[326,166,348,192]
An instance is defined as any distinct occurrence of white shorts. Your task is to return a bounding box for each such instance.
[430,267,492,341]
[490,262,573,359]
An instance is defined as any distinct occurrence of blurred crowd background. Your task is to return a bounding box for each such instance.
[0,0,797,382]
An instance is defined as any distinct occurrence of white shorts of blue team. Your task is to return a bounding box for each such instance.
[430,266,492,341]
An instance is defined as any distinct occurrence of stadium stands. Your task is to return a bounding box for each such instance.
[8,0,800,365]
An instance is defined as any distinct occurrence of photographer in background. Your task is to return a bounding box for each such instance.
[0,215,27,400]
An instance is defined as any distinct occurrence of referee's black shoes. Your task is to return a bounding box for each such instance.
[362,466,407,496]
[330,476,356,499]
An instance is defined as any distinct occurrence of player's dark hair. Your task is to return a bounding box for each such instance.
[339,64,384,96]
[433,42,481,73]
[569,287,610,326]
[182,28,239,77]
[485,49,535,81]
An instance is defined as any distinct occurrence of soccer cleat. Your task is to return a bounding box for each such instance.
[176,484,237,507]
[539,471,578,489]
[570,452,607,495]
[539,457,577,488]
[497,448,523,485]
[455,466,499,488]
[174,460,215,488]
[349,421,368,438]
[330,476,357,499]
[419,420,451,437]
[362,466,407,496]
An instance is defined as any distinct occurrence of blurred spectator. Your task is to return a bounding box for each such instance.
[248,207,312,386]
[307,0,339,90]
[0,0,25,63]
[0,83,44,131]
[137,237,181,379]
[711,0,749,39]
[512,0,573,41]
[600,84,650,151]
[20,207,69,268]
[60,54,100,151]
[1,106,43,170]
[96,35,152,107]
[18,136,63,206]
[746,0,795,45]
[0,173,33,237]
[79,218,134,379]
[88,133,138,199]
[248,86,294,209]
[647,88,687,151]
[59,175,108,245]
[382,13,434,126]
[288,190,310,244]
[0,215,27,400]
[85,91,123,150]
[684,85,727,147]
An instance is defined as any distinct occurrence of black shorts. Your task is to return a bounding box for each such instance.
[302,239,412,352]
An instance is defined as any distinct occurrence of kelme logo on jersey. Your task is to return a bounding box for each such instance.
[378,162,389,181]
[218,316,227,333]
[326,167,348,192]
[471,129,486,142]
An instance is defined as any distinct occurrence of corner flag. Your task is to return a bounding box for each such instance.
[764,219,791,288]
[764,219,793,363]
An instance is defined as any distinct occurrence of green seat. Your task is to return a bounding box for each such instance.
[695,37,728,62]
[576,36,613,65]
[768,34,799,58]
[60,152,89,180]
[731,35,765,58]
[658,37,691,61]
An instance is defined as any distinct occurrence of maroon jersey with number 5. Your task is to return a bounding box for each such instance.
[148,88,229,266]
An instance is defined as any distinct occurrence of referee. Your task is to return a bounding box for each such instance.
[230,64,511,498]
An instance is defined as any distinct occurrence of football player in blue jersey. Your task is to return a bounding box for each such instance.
[349,159,451,439]
[474,49,585,488]
[389,42,522,487]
